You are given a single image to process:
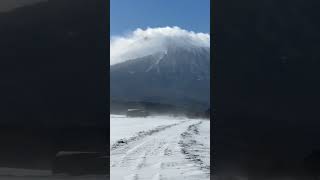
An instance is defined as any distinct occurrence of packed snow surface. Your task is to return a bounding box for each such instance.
[110,114,210,180]
[110,115,185,145]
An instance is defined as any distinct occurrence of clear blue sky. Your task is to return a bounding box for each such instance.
[110,0,210,36]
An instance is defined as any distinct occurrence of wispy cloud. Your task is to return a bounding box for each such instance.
[110,26,210,65]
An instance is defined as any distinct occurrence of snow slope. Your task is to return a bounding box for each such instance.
[110,46,210,111]
[110,115,210,180]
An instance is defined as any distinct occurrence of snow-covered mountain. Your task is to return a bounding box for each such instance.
[110,45,210,110]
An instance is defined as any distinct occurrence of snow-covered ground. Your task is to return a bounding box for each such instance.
[110,114,210,180]
[110,115,186,145]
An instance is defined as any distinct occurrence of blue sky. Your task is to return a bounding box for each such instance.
[110,0,210,36]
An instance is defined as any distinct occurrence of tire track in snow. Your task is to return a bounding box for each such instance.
[111,121,186,151]
[179,121,210,174]
[111,120,209,180]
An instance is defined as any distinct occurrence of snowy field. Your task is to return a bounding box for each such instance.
[111,115,186,145]
[110,114,210,180]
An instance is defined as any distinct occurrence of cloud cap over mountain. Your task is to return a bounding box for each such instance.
[110,26,210,65]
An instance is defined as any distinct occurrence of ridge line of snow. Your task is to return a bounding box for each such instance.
[179,121,210,174]
[111,121,186,151]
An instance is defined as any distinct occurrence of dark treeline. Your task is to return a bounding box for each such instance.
[111,100,210,119]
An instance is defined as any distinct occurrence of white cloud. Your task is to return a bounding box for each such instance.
[110,26,210,65]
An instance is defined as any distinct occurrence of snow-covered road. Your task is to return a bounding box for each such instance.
[110,115,210,180]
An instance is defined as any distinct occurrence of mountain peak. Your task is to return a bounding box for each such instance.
[110,44,210,110]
